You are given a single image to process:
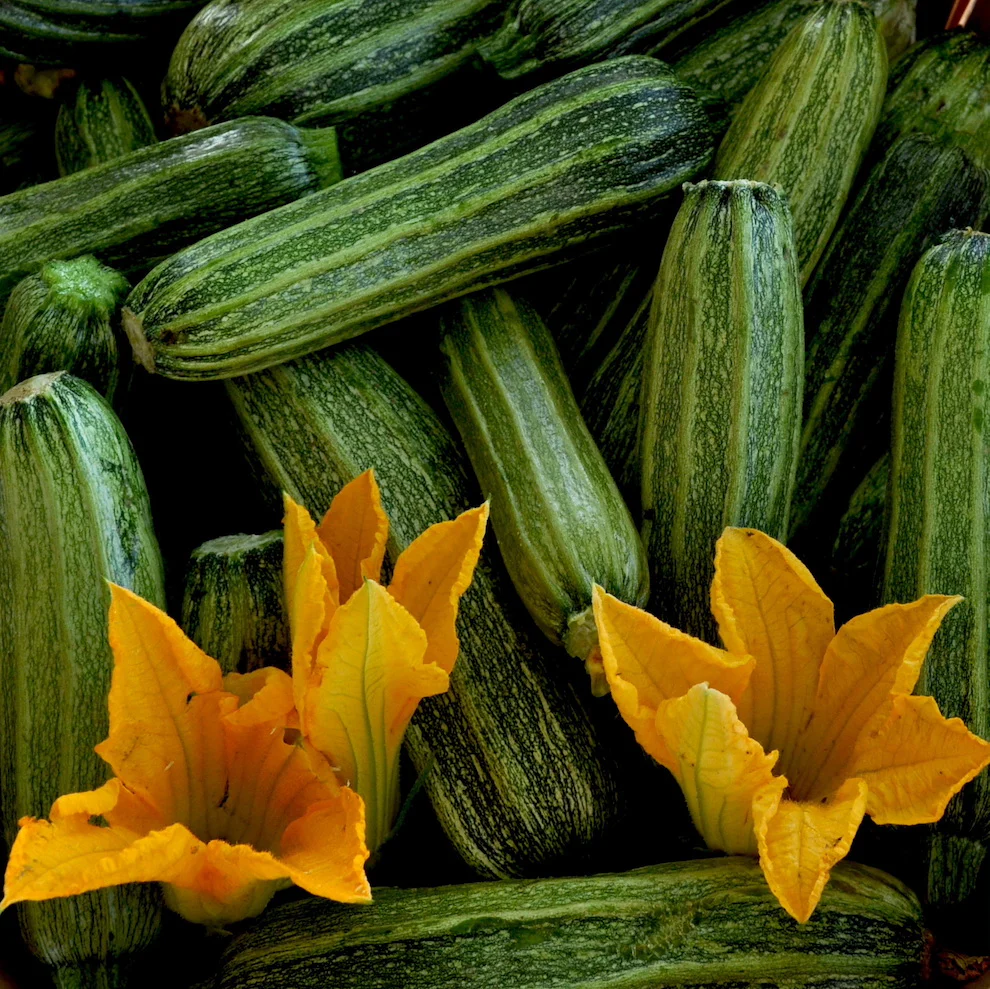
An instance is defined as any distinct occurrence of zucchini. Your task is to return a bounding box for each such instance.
[180,531,289,676]
[55,77,157,177]
[0,116,340,306]
[163,0,506,174]
[791,135,988,546]
[438,288,648,687]
[0,255,129,401]
[122,57,715,381]
[640,180,803,643]
[212,858,925,989]
[225,343,629,878]
[1,116,55,195]
[0,372,164,987]
[712,0,887,282]
[882,230,990,931]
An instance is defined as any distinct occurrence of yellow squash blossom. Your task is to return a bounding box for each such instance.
[282,470,489,855]
[1,585,370,926]
[595,527,990,924]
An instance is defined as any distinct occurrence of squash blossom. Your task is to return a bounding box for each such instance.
[282,470,489,855]
[594,527,990,924]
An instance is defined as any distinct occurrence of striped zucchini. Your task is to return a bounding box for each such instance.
[180,531,289,676]
[163,0,505,174]
[123,57,714,381]
[873,31,990,172]
[883,230,990,928]
[439,288,648,687]
[55,77,157,177]
[225,343,630,878]
[0,117,340,306]
[0,372,164,988]
[641,180,803,643]
[713,0,887,283]
[791,135,988,546]
[213,858,925,989]
[0,255,130,401]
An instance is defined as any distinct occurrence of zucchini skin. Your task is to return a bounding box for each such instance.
[0,117,341,306]
[124,57,715,381]
[713,0,887,283]
[213,858,925,989]
[0,256,130,401]
[225,344,629,879]
[439,288,648,659]
[180,532,289,676]
[55,77,157,177]
[791,135,988,545]
[163,0,506,174]
[882,230,990,931]
[640,180,803,643]
[0,372,164,986]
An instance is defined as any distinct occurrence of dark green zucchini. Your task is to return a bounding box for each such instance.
[438,288,648,688]
[0,372,165,988]
[882,230,990,932]
[180,531,289,676]
[712,0,887,282]
[0,116,341,306]
[791,135,988,546]
[212,858,926,989]
[55,76,157,177]
[641,180,803,643]
[123,57,714,381]
[225,343,630,879]
[0,255,130,400]
[163,0,506,174]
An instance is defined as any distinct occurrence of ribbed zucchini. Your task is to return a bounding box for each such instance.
[0,116,340,306]
[0,256,129,401]
[713,0,887,282]
[882,230,990,928]
[163,0,505,174]
[792,135,988,545]
[213,857,925,989]
[439,288,648,686]
[123,57,714,381]
[874,31,990,172]
[55,77,157,177]
[226,343,629,878]
[0,372,164,988]
[180,531,289,676]
[641,180,803,643]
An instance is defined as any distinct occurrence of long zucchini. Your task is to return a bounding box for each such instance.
[640,180,803,643]
[712,0,887,282]
[0,255,130,401]
[439,288,648,687]
[55,77,157,177]
[225,343,630,878]
[123,57,714,381]
[791,135,988,547]
[163,0,506,174]
[882,229,990,934]
[0,372,165,988]
[0,116,341,305]
[212,858,925,989]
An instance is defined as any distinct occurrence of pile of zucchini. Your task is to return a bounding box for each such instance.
[1,0,988,985]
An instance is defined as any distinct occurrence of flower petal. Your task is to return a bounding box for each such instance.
[388,504,489,675]
[792,596,960,798]
[223,667,295,729]
[753,777,867,924]
[287,546,333,728]
[852,694,990,825]
[711,528,835,763]
[304,581,438,852]
[594,587,754,770]
[317,470,389,603]
[283,494,339,619]
[655,683,785,855]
